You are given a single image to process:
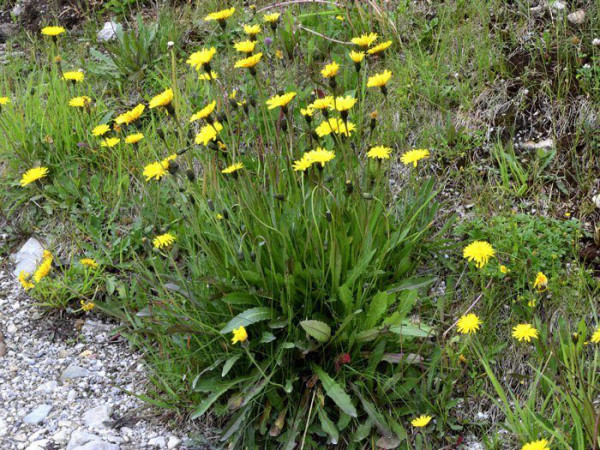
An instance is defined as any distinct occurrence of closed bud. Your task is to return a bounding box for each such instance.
[222,209,229,220]
[345,179,353,194]
[250,251,256,262]
[325,210,332,222]
[274,193,285,201]
[207,199,215,211]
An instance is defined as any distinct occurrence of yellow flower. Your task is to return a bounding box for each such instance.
[591,328,600,344]
[18,271,35,290]
[266,92,296,110]
[303,148,335,167]
[243,24,261,36]
[235,53,263,69]
[333,95,356,112]
[457,313,482,335]
[315,118,356,137]
[292,157,313,172]
[186,47,216,70]
[222,162,244,174]
[512,324,539,343]
[263,13,281,23]
[275,49,283,59]
[367,40,393,55]
[367,146,392,160]
[153,232,176,249]
[149,88,173,109]
[100,137,121,148]
[336,15,345,21]
[115,104,145,125]
[33,255,53,283]
[204,7,235,22]
[69,96,92,108]
[351,33,378,47]
[533,272,548,292]
[367,70,392,88]
[80,300,95,312]
[195,122,223,146]
[321,61,340,78]
[411,415,432,428]
[522,439,550,450]
[198,71,218,81]
[231,326,248,344]
[125,133,144,144]
[80,258,99,269]
[500,265,510,274]
[310,96,334,110]
[234,40,257,54]
[143,154,176,181]
[349,50,365,64]
[41,26,66,37]
[463,240,495,268]
[401,149,430,167]
[62,71,84,82]
[189,101,216,122]
[92,124,110,137]
[0,96,10,105]
[20,167,49,187]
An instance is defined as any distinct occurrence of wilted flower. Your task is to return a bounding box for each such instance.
[463,240,495,268]
[80,300,95,312]
[20,167,49,186]
[457,313,481,334]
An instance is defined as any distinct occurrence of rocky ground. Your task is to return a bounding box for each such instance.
[0,262,195,450]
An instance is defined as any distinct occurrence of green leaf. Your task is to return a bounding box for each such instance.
[300,320,331,343]
[386,276,437,294]
[355,328,381,343]
[364,291,390,329]
[338,284,354,314]
[220,307,273,334]
[388,321,434,338]
[318,406,339,444]
[312,365,357,418]
[222,355,241,377]
[191,382,235,419]
[352,418,373,442]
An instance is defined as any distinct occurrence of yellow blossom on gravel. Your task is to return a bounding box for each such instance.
[222,162,244,174]
[62,71,84,82]
[457,313,482,334]
[367,70,392,88]
[512,324,539,342]
[401,149,430,167]
[0,96,10,105]
[333,95,356,112]
[190,101,216,122]
[41,26,66,37]
[244,24,261,36]
[231,326,248,344]
[533,272,548,292]
[100,137,120,148]
[204,7,235,22]
[149,88,173,109]
[115,104,145,125]
[69,96,91,108]
[321,61,340,78]
[463,240,495,268]
[234,40,257,54]
[20,167,49,187]
[195,122,223,146]
[235,53,263,69]
[591,328,600,344]
[263,13,281,23]
[351,33,378,47]
[33,255,53,282]
[186,47,216,70]
[411,415,432,428]
[367,146,392,160]
[266,92,296,109]
[80,300,95,312]
[153,232,176,249]
[80,258,99,269]
[349,51,365,63]
[125,133,144,144]
[522,439,550,450]
[18,271,34,290]
[92,124,110,137]
[367,40,393,55]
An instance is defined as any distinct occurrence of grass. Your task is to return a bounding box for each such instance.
[1,0,599,448]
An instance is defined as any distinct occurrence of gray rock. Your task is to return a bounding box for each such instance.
[83,405,113,429]
[60,365,91,381]
[148,436,166,447]
[67,429,102,450]
[10,237,45,277]
[167,436,182,449]
[568,9,586,24]
[52,429,71,444]
[74,443,120,450]
[97,21,121,42]
[23,404,52,425]
[25,440,49,450]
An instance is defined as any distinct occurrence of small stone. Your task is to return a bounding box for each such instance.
[83,405,113,429]
[37,380,58,393]
[23,404,52,425]
[66,429,102,450]
[167,436,182,449]
[551,1,566,10]
[97,21,121,42]
[567,9,585,25]
[67,389,78,401]
[25,440,49,450]
[60,365,91,381]
[148,436,166,447]
[52,429,71,444]
[7,323,17,334]
[10,237,45,277]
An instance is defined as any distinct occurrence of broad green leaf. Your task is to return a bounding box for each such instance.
[220,307,273,334]
[338,284,354,313]
[318,406,339,444]
[364,291,390,329]
[222,355,241,377]
[191,383,235,419]
[386,276,437,294]
[312,365,357,417]
[355,328,380,343]
[389,321,434,338]
[300,320,331,343]
[352,417,373,442]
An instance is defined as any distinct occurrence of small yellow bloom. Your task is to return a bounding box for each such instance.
[457,313,482,335]
[401,149,430,167]
[366,146,392,160]
[351,33,378,47]
[125,133,144,144]
[292,157,313,172]
[198,71,218,81]
[522,439,550,450]
[186,48,216,70]
[533,272,548,292]
[367,70,392,88]
[143,154,176,181]
[590,328,600,344]
[190,101,216,122]
[266,92,296,110]
[321,61,340,78]
[336,15,344,21]
[80,300,95,312]
[263,13,281,23]
[18,271,35,290]
[69,96,92,108]
[333,95,356,112]
[349,51,365,64]
[115,104,145,125]
[411,415,432,428]
[195,122,223,146]
[463,240,495,268]
[310,96,334,110]
[243,24,261,36]
[153,232,176,249]
[41,26,66,37]
[20,167,49,187]
[300,106,314,117]
[92,124,110,137]
[33,255,53,283]
[80,258,99,269]
[204,7,235,22]
[100,137,121,148]
[512,324,539,342]
[234,40,257,54]
[303,148,335,167]
[231,326,248,344]
[149,88,173,109]
[222,162,244,174]
[0,96,10,106]
[315,118,355,137]
[234,53,263,69]
[500,265,510,274]
[62,71,84,82]
[367,40,392,55]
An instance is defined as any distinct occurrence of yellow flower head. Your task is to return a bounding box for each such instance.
[80,258,99,269]
[522,439,550,450]
[153,232,176,249]
[190,101,217,122]
[244,24,261,36]
[457,313,482,335]
[333,95,357,112]
[222,162,244,174]
[186,48,217,70]
[198,71,218,81]
[100,137,121,148]
[69,96,92,108]
[235,53,263,69]
[266,92,296,110]
[0,96,10,106]
[80,300,95,312]
[125,133,144,144]
[411,415,432,428]
[115,104,145,125]
[533,272,548,292]
[205,7,235,22]
[18,271,35,290]
[303,148,336,167]
[315,118,356,137]
[310,96,334,110]
[321,61,340,78]
[591,328,600,344]
[401,149,430,167]
[41,26,66,37]
[500,265,510,274]
[62,71,84,82]
[351,33,378,47]
[463,240,495,268]
[512,324,539,343]
[33,255,53,283]
[195,122,223,146]
[231,326,248,344]
[20,167,49,187]
[367,40,393,55]
[263,13,281,23]
[149,88,173,109]
[92,124,110,137]
[292,157,313,172]
[367,145,392,160]
[300,106,314,117]
[349,50,366,64]
[367,70,392,88]
[234,40,257,54]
